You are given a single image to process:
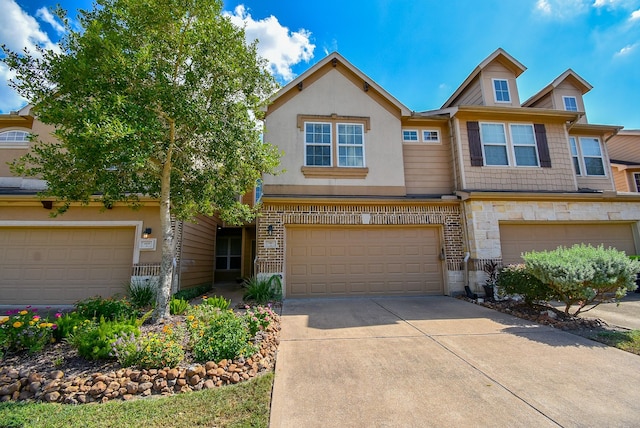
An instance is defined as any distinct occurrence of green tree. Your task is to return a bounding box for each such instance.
[2,0,280,321]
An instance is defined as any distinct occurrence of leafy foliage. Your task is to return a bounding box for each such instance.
[243,275,282,305]
[201,295,231,310]
[192,311,256,363]
[243,305,277,337]
[2,0,281,322]
[52,311,87,342]
[0,308,58,354]
[112,326,185,369]
[75,296,138,322]
[69,317,139,360]
[169,297,190,315]
[126,280,157,309]
[173,284,212,301]
[523,244,640,315]
[497,264,555,304]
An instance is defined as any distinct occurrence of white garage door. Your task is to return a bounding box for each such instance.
[286,226,443,298]
[500,223,636,265]
[0,227,135,305]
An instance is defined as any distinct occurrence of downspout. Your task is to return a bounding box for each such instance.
[449,117,458,191]
[463,252,477,299]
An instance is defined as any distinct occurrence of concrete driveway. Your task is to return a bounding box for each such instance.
[270,296,640,427]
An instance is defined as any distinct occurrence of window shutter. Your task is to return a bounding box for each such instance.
[467,121,483,166]
[534,123,551,168]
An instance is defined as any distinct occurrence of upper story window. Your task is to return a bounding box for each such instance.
[402,130,419,142]
[337,123,364,167]
[509,124,539,166]
[480,123,508,165]
[569,136,605,176]
[402,129,440,143]
[563,96,578,112]
[422,130,440,143]
[492,79,511,103]
[634,173,640,192]
[305,122,332,166]
[479,123,541,167]
[0,130,30,147]
[254,178,263,204]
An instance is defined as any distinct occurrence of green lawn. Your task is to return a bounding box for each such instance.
[593,330,640,355]
[0,373,273,428]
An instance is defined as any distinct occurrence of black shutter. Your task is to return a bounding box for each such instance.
[467,121,483,166]
[534,123,551,168]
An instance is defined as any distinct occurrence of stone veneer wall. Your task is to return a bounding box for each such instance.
[464,198,640,268]
[256,201,465,292]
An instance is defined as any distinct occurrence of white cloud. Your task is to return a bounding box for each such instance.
[614,43,638,56]
[631,8,640,19]
[0,63,28,113]
[0,0,60,54]
[36,7,65,35]
[225,5,315,82]
[535,0,591,18]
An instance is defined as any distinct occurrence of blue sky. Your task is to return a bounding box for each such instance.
[2,0,639,128]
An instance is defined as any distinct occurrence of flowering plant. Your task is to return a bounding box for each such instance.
[112,324,185,369]
[243,305,277,337]
[0,307,58,354]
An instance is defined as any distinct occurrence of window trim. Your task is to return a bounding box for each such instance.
[336,122,365,167]
[492,78,511,103]
[0,129,31,149]
[304,121,333,167]
[479,122,543,167]
[298,114,370,178]
[634,172,640,192]
[569,136,607,177]
[402,129,419,142]
[480,122,509,166]
[422,130,441,144]
[563,96,578,112]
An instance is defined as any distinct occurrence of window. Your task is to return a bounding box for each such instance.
[402,130,419,142]
[480,123,508,166]
[337,123,364,167]
[563,96,578,112]
[634,173,640,192]
[569,137,581,175]
[570,136,605,176]
[493,79,510,102]
[0,130,30,146]
[422,130,440,143]
[510,124,539,166]
[216,236,242,270]
[305,122,332,166]
[254,178,263,204]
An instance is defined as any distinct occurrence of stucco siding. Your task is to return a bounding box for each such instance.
[263,68,406,193]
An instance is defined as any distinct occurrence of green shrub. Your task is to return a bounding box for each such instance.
[75,296,138,321]
[0,308,57,354]
[496,264,555,304]
[202,295,231,310]
[169,297,190,315]
[52,311,87,342]
[112,327,184,368]
[243,305,277,337]
[523,244,640,315]
[185,304,223,328]
[173,284,212,301]
[192,311,257,362]
[243,275,282,304]
[69,317,139,360]
[126,280,157,309]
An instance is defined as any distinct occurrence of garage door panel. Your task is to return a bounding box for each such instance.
[500,223,636,265]
[286,226,443,297]
[0,226,135,305]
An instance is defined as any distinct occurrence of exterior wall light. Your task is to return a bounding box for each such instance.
[142,228,152,239]
[267,224,274,236]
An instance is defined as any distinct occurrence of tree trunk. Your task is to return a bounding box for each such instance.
[153,123,175,323]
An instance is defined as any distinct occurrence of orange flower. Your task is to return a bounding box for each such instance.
[19,310,28,315]
[13,321,23,328]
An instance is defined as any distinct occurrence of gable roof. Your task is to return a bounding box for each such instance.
[522,69,593,107]
[441,48,527,109]
[265,52,411,116]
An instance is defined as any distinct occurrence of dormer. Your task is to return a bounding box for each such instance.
[522,69,592,124]
[441,48,526,109]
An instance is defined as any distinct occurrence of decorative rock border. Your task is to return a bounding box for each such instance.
[0,320,280,404]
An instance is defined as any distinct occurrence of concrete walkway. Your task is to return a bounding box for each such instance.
[270,296,640,427]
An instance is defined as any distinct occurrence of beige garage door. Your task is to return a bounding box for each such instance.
[0,227,135,305]
[286,226,443,298]
[500,223,636,265]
